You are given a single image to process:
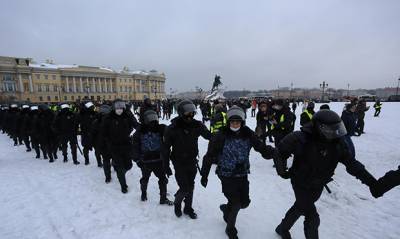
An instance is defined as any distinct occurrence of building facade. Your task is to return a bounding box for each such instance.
[0,56,166,103]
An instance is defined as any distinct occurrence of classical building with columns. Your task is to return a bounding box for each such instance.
[0,56,166,103]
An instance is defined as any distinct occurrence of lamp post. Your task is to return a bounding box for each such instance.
[347,83,350,97]
[320,81,328,102]
[397,77,400,96]
[290,82,293,100]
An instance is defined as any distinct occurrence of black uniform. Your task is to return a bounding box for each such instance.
[371,166,400,198]
[102,107,137,193]
[273,111,377,239]
[37,106,58,162]
[163,114,211,218]
[91,106,112,182]
[132,122,173,205]
[53,107,80,164]
[79,105,100,166]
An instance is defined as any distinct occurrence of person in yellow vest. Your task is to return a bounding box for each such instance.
[300,101,315,126]
[373,100,382,117]
[210,103,227,134]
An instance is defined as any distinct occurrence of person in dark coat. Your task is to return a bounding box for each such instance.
[52,103,80,165]
[255,101,270,143]
[200,106,275,239]
[273,110,378,239]
[162,99,211,219]
[79,101,101,166]
[91,104,113,183]
[300,102,315,127]
[8,104,20,146]
[19,105,32,152]
[132,110,173,205]
[373,100,382,117]
[139,98,156,123]
[355,99,369,134]
[102,99,138,193]
[27,106,42,158]
[37,104,57,162]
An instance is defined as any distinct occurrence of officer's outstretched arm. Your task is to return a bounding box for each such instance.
[371,166,400,198]
[199,122,212,140]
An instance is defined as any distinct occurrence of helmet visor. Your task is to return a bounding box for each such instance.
[319,121,347,139]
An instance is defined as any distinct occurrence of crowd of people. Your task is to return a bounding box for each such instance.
[0,97,398,239]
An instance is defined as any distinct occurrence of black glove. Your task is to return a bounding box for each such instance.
[369,183,383,198]
[279,170,291,179]
[201,176,208,188]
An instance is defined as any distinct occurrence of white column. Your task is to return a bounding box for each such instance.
[92,78,96,92]
[18,74,24,92]
[65,77,69,92]
[79,77,83,93]
[28,75,33,92]
[110,79,113,92]
[98,78,102,92]
[105,78,108,93]
[86,77,89,92]
[72,76,77,92]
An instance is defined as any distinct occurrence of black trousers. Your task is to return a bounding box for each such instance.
[220,176,250,230]
[279,183,324,239]
[112,150,133,189]
[140,161,168,197]
[173,162,197,210]
[374,109,381,117]
[356,118,365,133]
[60,135,78,162]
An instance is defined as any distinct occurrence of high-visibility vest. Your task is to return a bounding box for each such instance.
[374,103,381,109]
[271,114,285,130]
[304,109,313,120]
[211,112,227,134]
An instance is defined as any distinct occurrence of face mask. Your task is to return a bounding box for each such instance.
[230,126,240,132]
[115,109,123,115]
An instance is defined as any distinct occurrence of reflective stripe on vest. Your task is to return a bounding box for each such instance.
[271,114,285,130]
[211,112,227,134]
[304,109,313,120]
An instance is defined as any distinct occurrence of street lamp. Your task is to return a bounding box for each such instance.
[290,82,293,100]
[320,81,328,102]
[347,83,350,97]
[397,77,400,96]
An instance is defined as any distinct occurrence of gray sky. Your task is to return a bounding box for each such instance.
[1,0,400,92]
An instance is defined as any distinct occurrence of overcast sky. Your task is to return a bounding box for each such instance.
[1,0,400,92]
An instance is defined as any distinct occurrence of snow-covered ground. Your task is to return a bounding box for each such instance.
[0,102,399,239]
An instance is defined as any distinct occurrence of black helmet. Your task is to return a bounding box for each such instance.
[177,99,196,117]
[143,110,158,124]
[312,110,347,140]
[307,102,315,110]
[227,106,245,121]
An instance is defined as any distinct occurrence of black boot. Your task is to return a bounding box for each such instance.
[105,177,111,184]
[159,180,173,206]
[174,191,186,218]
[53,153,58,159]
[84,148,90,165]
[140,178,148,201]
[275,224,292,239]
[183,191,197,219]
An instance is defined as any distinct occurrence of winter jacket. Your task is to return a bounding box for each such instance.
[131,124,166,163]
[52,109,79,137]
[78,109,97,147]
[274,124,376,189]
[201,126,274,178]
[341,110,357,136]
[163,117,211,166]
[91,114,110,156]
